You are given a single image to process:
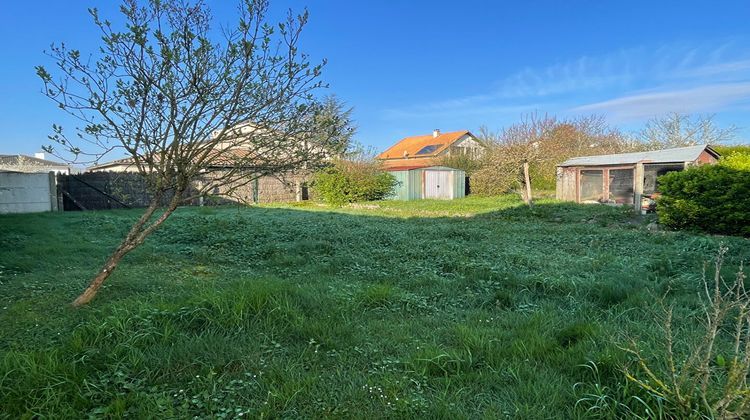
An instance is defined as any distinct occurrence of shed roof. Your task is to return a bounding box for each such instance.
[377,130,471,160]
[558,145,719,167]
[384,165,426,171]
[384,165,461,172]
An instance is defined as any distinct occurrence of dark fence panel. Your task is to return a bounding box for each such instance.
[57,172,183,211]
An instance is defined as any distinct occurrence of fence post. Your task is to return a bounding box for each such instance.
[295,179,302,202]
[56,173,66,211]
[48,172,59,212]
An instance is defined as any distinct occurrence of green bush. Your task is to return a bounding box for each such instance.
[656,164,750,236]
[713,144,750,157]
[720,151,750,171]
[313,160,397,205]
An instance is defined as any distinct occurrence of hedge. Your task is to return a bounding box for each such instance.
[313,161,397,205]
[657,164,750,236]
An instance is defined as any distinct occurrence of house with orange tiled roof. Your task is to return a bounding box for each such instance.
[376,129,484,169]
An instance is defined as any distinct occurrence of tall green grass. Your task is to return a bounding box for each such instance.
[0,195,747,418]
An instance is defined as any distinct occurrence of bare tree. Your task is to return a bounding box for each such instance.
[435,148,484,176]
[474,114,629,204]
[638,113,737,149]
[36,0,342,306]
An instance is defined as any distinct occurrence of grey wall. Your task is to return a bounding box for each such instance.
[0,172,55,214]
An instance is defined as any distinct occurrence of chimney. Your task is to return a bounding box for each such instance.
[433,129,440,138]
[34,152,45,160]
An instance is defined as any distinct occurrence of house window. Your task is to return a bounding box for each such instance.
[580,170,603,202]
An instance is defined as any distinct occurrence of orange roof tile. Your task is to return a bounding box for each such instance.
[376,130,470,160]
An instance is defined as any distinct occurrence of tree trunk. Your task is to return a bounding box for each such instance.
[71,243,133,307]
[522,161,532,205]
[71,191,181,307]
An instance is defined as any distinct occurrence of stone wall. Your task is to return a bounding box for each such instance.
[211,172,311,204]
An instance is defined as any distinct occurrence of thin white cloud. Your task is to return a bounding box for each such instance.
[674,59,750,79]
[571,82,750,121]
[494,40,750,99]
[493,48,641,98]
[383,38,750,121]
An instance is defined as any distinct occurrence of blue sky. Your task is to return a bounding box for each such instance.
[1,1,749,159]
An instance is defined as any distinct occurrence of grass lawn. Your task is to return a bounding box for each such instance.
[0,195,747,418]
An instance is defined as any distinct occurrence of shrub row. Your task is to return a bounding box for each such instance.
[313,160,397,205]
[657,154,750,236]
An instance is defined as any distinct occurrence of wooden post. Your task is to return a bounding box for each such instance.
[634,162,644,213]
[61,190,87,210]
[602,168,610,202]
[523,161,532,205]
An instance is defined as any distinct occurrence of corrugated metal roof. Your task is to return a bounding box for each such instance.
[558,145,718,167]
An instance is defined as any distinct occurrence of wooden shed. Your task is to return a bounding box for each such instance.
[556,145,719,209]
[386,166,466,200]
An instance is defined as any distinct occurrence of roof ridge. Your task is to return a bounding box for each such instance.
[565,144,709,160]
[0,154,68,166]
[558,144,713,167]
[377,129,471,159]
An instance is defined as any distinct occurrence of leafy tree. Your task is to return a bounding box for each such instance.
[314,95,356,157]
[714,144,750,171]
[714,144,750,157]
[36,0,342,306]
[720,151,750,171]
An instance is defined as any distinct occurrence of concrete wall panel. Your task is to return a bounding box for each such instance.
[0,172,53,214]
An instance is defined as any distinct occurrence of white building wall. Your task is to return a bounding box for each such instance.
[448,135,485,157]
